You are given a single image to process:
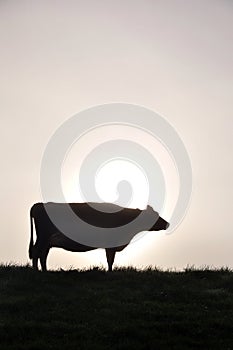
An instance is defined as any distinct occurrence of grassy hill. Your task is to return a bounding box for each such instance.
[0,265,233,350]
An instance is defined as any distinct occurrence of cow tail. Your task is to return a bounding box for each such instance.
[29,207,34,259]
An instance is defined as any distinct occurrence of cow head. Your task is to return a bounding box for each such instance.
[145,205,169,231]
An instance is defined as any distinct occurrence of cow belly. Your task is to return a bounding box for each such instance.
[50,233,95,252]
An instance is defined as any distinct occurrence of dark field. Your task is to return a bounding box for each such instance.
[0,265,233,350]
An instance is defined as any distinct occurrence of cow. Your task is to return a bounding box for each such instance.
[29,202,169,272]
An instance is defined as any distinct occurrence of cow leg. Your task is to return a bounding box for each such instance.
[32,257,38,270]
[30,242,39,270]
[40,247,50,272]
[105,249,116,272]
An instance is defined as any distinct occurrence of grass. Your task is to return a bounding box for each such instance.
[0,264,233,349]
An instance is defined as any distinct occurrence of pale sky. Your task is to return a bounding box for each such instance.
[0,0,232,270]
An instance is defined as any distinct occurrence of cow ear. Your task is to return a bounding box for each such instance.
[146,205,154,212]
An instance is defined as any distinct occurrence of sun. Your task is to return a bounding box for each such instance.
[61,124,179,220]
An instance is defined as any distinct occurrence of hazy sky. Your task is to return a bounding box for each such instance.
[0,0,232,270]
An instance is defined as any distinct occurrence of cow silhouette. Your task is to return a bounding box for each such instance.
[29,202,169,271]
